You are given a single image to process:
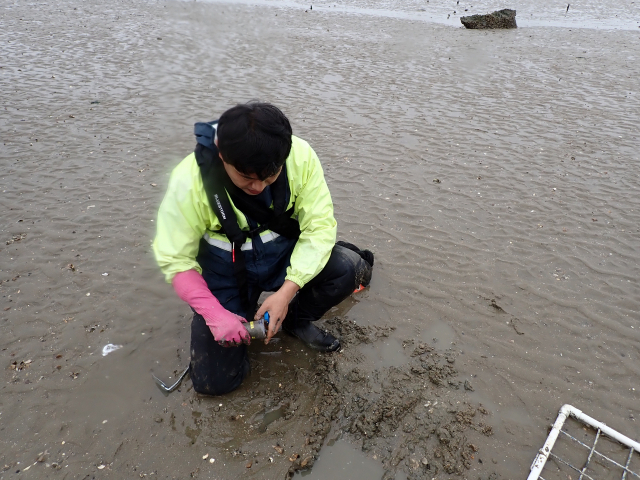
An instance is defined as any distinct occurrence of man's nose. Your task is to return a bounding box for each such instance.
[251,180,266,193]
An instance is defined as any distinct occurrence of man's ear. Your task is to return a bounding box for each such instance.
[214,137,225,162]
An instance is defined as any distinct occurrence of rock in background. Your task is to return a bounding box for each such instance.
[460,9,517,29]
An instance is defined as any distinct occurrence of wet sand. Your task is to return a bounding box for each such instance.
[1,0,640,478]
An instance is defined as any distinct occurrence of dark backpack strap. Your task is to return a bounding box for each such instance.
[195,144,254,319]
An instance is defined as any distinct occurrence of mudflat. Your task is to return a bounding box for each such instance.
[1,0,639,478]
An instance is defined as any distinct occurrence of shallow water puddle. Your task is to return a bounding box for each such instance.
[254,405,285,433]
[417,317,456,346]
[361,337,407,368]
[296,438,386,480]
[204,0,640,30]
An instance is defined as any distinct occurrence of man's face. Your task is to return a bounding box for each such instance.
[220,154,281,196]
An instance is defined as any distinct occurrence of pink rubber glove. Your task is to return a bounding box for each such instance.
[172,269,250,347]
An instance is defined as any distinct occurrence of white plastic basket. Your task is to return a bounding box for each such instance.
[528,404,640,480]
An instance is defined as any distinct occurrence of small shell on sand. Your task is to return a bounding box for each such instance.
[102,344,123,356]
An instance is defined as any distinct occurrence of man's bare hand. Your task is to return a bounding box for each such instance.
[255,280,300,344]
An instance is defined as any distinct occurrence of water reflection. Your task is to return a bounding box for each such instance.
[297,438,385,480]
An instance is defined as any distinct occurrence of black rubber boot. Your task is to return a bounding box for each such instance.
[282,298,341,352]
[282,318,341,352]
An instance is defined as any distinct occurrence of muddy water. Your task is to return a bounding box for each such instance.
[1,0,640,478]
[220,0,640,30]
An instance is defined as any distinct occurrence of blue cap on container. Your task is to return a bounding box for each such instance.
[264,312,270,323]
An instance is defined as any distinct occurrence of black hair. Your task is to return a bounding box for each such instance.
[217,102,293,180]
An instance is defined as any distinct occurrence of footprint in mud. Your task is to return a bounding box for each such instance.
[254,405,285,433]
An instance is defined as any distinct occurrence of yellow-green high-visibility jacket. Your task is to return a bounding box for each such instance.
[152,135,337,288]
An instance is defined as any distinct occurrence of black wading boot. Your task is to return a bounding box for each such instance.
[283,319,341,352]
[282,304,341,352]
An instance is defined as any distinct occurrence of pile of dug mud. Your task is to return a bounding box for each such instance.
[302,317,494,479]
[176,316,494,479]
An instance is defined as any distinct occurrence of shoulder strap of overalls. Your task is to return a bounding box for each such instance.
[194,142,256,318]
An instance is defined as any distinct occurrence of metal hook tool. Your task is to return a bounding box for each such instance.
[152,364,190,393]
